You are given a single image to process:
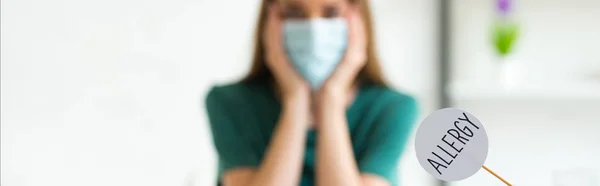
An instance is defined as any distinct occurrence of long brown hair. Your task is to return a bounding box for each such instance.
[242,0,387,86]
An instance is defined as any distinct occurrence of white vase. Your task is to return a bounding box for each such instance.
[492,56,521,91]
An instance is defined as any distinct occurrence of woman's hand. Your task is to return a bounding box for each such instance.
[263,4,311,106]
[316,6,367,110]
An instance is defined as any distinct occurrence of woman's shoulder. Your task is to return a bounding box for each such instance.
[360,84,417,107]
[357,84,419,131]
[356,84,419,119]
[205,81,271,105]
[206,82,247,99]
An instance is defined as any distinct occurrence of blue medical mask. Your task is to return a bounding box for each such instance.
[283,18,348,90]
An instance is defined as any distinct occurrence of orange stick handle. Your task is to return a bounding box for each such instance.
[482,165,512,186]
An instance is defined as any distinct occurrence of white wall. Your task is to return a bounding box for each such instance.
[451,100,600,186]
[1,0,439,186]
[451,0,600,84]
[449,0,600,185]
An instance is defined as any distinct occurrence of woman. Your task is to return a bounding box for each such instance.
[205,0,418,186]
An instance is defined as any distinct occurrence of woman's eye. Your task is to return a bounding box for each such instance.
[284,8,306,18]
[323,6,341,18]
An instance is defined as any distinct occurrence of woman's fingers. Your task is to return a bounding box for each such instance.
[263,4,308,95]
[264,4,286,73]
[265,4,282,57]
[347,5,367,64]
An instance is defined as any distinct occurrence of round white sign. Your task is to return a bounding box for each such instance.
[415,108,489,181]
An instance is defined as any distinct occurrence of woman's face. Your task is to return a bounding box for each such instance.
[275,0,354,90]
[278,0,350,19]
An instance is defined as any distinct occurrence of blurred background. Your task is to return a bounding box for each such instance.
[1,0,599,186]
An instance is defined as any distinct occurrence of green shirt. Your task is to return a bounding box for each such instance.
[205,81,418,186]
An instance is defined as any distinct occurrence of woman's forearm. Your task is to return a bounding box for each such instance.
[315,106,363,186]
[248,98,309,186]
